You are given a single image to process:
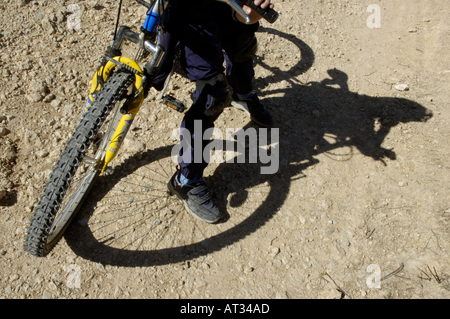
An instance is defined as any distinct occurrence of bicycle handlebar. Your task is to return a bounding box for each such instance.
[235,0,279,24]
[137,0,278,25]
[219,0,279,24]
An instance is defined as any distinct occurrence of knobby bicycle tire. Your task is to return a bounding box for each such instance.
[24,70,135,257]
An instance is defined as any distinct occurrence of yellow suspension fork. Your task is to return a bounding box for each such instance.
[102,92,144,173]
[86,56,145,173]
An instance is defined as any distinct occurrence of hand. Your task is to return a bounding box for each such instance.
[236,0,275,24]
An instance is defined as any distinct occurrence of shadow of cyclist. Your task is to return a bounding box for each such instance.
[285,67,432,165]
[210,64,432,234]
[64,28,432,267]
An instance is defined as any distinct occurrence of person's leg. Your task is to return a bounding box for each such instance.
[169,72,230,223]
[222,21,259,95]
[222,20,273,127]
[176,18,231,181]
[166,12,231,223]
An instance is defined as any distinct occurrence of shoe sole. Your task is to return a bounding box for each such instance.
[231,101,251,117]
[231,101,272,128]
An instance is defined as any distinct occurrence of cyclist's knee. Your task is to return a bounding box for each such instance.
[190,73,231,123]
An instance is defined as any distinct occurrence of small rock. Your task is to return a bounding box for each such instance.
[325,288,343,299]
[29,79,48,94]
[25,129,39,142]
[275,291,289,299]
[195,280,207,288]
[326,225,336,235]
[394,84,409,91]
[51,99,62,108]
[36,149,49,158]
[26,93,43,102]
[0,127,8,137]
[398,181,408,187]
[43,94,55,103]
[168,122,177,129]
[34,11,44,20]
[1,178,14,189]
[66,255,77,263]
[41,18,56,35]
[14,249,24,257]
[77,217,89,226]
[270,247,280,258]
[63,104,75,117]
[202,263,210,270]
[297,216,306,226]
[42,291,52,299]
[303,262,312,269]
[48,281,58,291]
[114,286,123,298]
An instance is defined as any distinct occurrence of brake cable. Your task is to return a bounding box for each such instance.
[113,0,124,42]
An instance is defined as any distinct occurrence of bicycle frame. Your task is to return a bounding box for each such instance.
[83,0,167,173]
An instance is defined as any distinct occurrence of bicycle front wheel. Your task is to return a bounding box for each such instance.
[24,70,135,257]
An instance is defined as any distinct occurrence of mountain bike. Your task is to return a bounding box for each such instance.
[24,0,278,257]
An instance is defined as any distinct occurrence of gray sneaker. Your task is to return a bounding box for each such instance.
[231,92,273,127]
[167,171,221,224]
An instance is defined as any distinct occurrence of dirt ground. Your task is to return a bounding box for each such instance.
[1,0,450,299]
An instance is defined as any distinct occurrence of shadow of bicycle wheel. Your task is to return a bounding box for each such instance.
[64,138,314,267]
